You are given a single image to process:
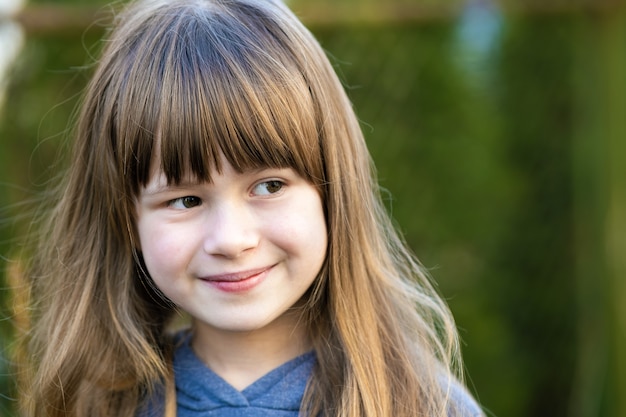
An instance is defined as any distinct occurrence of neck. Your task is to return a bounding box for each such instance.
[190,311,311,391]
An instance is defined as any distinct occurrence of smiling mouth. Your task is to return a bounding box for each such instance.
[200,265,274,292]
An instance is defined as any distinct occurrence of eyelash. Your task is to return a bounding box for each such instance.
[168,196,201,209]
[252,179,285,196]
[166,179,285,210]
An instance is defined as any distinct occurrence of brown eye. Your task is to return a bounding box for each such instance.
[253,180,284,196]
[170,196,202,209]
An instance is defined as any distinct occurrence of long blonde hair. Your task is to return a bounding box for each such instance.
[16,0,462,415]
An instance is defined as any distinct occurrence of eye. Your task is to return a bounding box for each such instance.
[252,180,284,196]
[169,196,202,209]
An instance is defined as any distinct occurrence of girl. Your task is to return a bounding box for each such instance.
[15,0,484,416]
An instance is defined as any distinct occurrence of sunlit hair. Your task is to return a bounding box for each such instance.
[16,0,463,416]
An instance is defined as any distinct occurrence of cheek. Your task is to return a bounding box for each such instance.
[300,215,327,256]
[272,197,327,262]
[138,223,188,281]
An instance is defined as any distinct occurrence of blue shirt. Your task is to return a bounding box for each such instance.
[174,336,314,416]
[141,333,483,417]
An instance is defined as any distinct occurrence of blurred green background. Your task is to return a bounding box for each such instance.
[1,0,625,416]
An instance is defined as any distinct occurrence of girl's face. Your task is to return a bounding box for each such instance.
[135,155,327,338]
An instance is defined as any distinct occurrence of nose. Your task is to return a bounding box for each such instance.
[202,201,259,258]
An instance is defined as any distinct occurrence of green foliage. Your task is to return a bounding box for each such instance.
[485,16,578,416]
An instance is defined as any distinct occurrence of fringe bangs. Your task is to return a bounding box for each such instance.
[111,0,324,195]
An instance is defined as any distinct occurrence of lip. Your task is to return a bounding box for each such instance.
[200,265,274,293]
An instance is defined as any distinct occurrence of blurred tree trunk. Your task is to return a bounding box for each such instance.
[571,5,626,417]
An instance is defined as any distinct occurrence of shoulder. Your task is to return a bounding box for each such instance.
[446,377,484,417]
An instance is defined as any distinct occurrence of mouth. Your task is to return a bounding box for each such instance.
[200,265,274,293]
